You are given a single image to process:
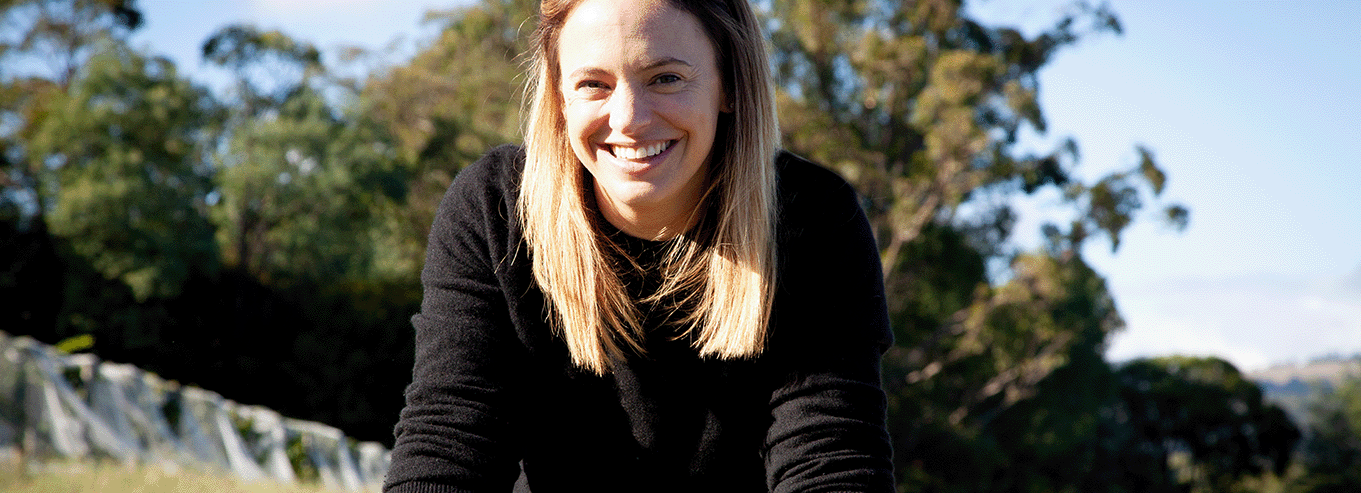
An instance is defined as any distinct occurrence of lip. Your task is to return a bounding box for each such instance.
[597,139,679,175]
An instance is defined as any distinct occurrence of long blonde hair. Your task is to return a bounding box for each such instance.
[518,0,778,375]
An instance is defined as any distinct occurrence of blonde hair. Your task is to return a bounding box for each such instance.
[518,0,779,374]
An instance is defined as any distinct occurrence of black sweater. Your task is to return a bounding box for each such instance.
[385,145,894,493]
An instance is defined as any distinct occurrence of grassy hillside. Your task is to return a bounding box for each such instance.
[1249,355,1361,423]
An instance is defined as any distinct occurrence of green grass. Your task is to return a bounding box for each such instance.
[0,461,335,493]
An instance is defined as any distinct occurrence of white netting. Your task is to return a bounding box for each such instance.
[91,362,193,466]
[239,404,299,483]
[0,331,390,491]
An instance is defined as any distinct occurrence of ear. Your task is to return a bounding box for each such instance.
[721,95,734,113]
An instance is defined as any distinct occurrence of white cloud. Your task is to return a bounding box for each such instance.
[1106,271,1361,372]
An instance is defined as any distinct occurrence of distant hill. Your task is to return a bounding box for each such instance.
[1247,355,1361,424]
[1250,357,1361,386]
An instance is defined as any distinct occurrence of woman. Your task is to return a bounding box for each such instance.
[384,0,894,491]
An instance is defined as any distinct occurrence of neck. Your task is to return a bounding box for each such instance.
[595,189,699,241]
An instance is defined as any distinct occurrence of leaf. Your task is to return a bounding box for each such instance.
[55,333,95,354]
[1163,204,1190,231]
[1136,145,1166,195]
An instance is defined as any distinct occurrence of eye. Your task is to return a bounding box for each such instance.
[573,80,611,97]
[652,74,682,85]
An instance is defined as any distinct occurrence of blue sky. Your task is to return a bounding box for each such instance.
[128,0,1361,372]
[974,1,1361,371]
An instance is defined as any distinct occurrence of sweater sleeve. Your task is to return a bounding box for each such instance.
[384,146,525,493]
[763,155,896,492]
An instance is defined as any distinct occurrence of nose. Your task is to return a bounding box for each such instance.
[606,83,652,135]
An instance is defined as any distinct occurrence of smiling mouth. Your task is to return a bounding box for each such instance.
[606,140,675,160]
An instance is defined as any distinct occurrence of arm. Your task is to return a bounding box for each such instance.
[763,154,895,492]
[385,147,526,493]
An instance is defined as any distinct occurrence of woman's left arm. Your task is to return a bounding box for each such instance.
[762,157,896,493]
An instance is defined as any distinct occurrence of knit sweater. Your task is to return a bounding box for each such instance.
[384,145,894,493]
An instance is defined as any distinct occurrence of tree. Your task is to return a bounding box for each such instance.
[1,22,226,376]
[201,23,321,117]
[1,0,144,223]
[1,2,419,445]
[765,0,1186,282]
[357,0,535,275]
[1114,357,1300,492]
[202,25,408,284]
[1288,374,1361,493]
[763,0,1195,490]
[1,0,151,332]
[883,244,1132,492]
[23,43,218,301]
[0,0,141,86]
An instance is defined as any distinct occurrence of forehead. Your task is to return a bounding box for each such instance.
[557,0,715,70]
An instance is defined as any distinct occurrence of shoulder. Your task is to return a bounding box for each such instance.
[774,149,855,195]
[448,144,526,202]
[770,150,879,284]
[773,150,867,232]
[426,145,527,261]
[768,151,892,352]
[434,144,526,227]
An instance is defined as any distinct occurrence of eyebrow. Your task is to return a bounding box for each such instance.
[566,57,693,81]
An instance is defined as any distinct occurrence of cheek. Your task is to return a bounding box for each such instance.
[561,103,602,165]
[685,82,726,130]
[677,100,722,140]
[562,100,599,140]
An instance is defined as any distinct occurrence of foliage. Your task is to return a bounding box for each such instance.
[884,242,1128,492]
[202,24,410,284]
[1114,356,1300,492]
[201,24,322,114]
[0,0,141,85]
[765,0,1183,448]
[1,0,144,238]
[356,0,535,271]
[2,1,417,442]
[24,44,218,300]
[759,2,1307,492]
[1286,375,1361,492]
[53,333,94,353]
[765,0,1183,277]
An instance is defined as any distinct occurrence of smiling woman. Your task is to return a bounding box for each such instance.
[383,0,895,491]
[557,0,726,239]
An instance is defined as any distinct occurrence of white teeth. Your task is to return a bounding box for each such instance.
[612,141,669,160]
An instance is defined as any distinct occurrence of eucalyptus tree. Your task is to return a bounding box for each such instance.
[22,44,218,301]
[1115,357,1300,492]
[202,25,408,284]
[358,0,536,275]
[1289,374,1361,492]
[763,0,1190,489]
[1,0,144,224]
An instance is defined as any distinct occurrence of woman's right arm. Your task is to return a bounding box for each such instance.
[384,147,527,493]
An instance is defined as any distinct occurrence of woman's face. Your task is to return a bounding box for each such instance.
[558,0,726,237]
